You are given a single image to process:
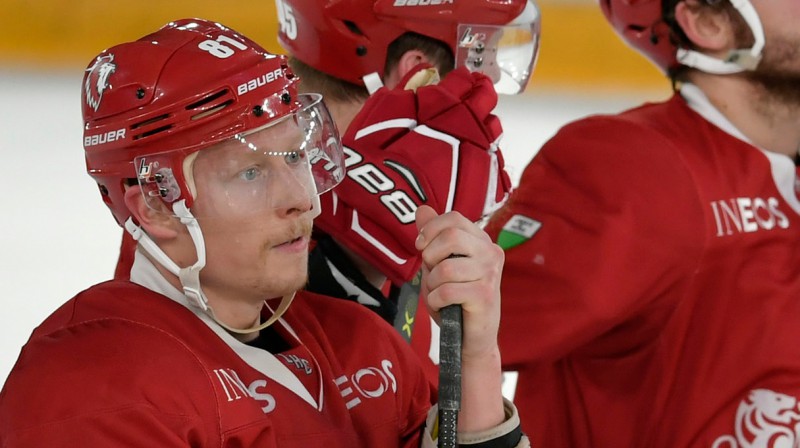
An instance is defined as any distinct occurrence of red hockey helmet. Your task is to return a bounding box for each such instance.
[83,18,344,226]
[599,0,765,74]
[599,0,677,72]
[275,0,541,94]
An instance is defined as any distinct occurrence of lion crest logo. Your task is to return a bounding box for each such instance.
[84,54,116,112]
[712,389,800,448]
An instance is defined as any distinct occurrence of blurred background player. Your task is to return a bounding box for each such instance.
[274,0,541,380]
[485,0,800,446]
[0,18,527,447]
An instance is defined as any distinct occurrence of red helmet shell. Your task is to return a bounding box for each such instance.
[599,0,677,72]
[276,0,528,85]
[82,18,300,226]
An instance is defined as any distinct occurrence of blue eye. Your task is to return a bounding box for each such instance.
[239,166,260,181]
[285,151,303,165]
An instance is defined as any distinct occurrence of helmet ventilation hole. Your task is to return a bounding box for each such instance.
[186,89,229,110]
[188,89,234,121]
[131,114,172,140]
[343,21,364,36]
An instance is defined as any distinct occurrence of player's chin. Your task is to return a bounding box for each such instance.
[275,273,308,298]
[267,260,309,297]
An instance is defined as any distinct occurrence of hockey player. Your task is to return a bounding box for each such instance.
[0,19,527,447]
[484,0,800,446]
[276,0,541,380]
[115,1,541,382]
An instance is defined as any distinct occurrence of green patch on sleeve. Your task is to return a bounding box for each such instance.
[496,214,541,250]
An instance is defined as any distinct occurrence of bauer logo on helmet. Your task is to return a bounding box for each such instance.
[237,68,285,95]
[393,0,453,6]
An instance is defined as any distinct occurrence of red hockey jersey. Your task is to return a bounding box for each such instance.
[486,86,800,447]
[0,281,435,446]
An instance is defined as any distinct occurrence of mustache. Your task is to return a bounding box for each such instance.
[273,219,313,246]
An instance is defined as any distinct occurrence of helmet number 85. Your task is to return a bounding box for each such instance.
[198,35,248,59]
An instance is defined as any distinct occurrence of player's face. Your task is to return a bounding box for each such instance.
[187,119,316,303]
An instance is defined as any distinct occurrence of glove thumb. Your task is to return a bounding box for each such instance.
[398,63,440,92]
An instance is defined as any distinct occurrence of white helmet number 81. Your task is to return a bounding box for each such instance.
[198,35,249,59]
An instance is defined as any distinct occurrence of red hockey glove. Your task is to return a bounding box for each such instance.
[315,66,512,286]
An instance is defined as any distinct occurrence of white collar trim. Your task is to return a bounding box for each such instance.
[680,83,753,145]
[680,84,800,216]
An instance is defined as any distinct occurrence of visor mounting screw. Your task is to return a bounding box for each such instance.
[158,187,169,198]
[154,173,164,182]
[253,105,264,117]
[475,43,485,54]
[136,88,146,99]
[356,46,367,57]
[281,93,292,104]
[282,63,295,79]
[472,57,484,68]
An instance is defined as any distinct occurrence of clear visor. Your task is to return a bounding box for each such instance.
[134,93,344,220]
[455,0,541,95]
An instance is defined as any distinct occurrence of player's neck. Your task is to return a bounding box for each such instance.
[326,98,364,136]
[204,296,263,343]
[691,72,800,158]
[144,251,264,342]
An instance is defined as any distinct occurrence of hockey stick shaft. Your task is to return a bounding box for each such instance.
[438,303,462,448]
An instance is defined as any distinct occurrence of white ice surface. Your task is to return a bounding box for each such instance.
[0,70,659,388]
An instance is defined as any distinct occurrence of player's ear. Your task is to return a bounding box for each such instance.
[123,186,180,239]
[397,49,430,76]
[674,0,736,54]
[384,49,431,89]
